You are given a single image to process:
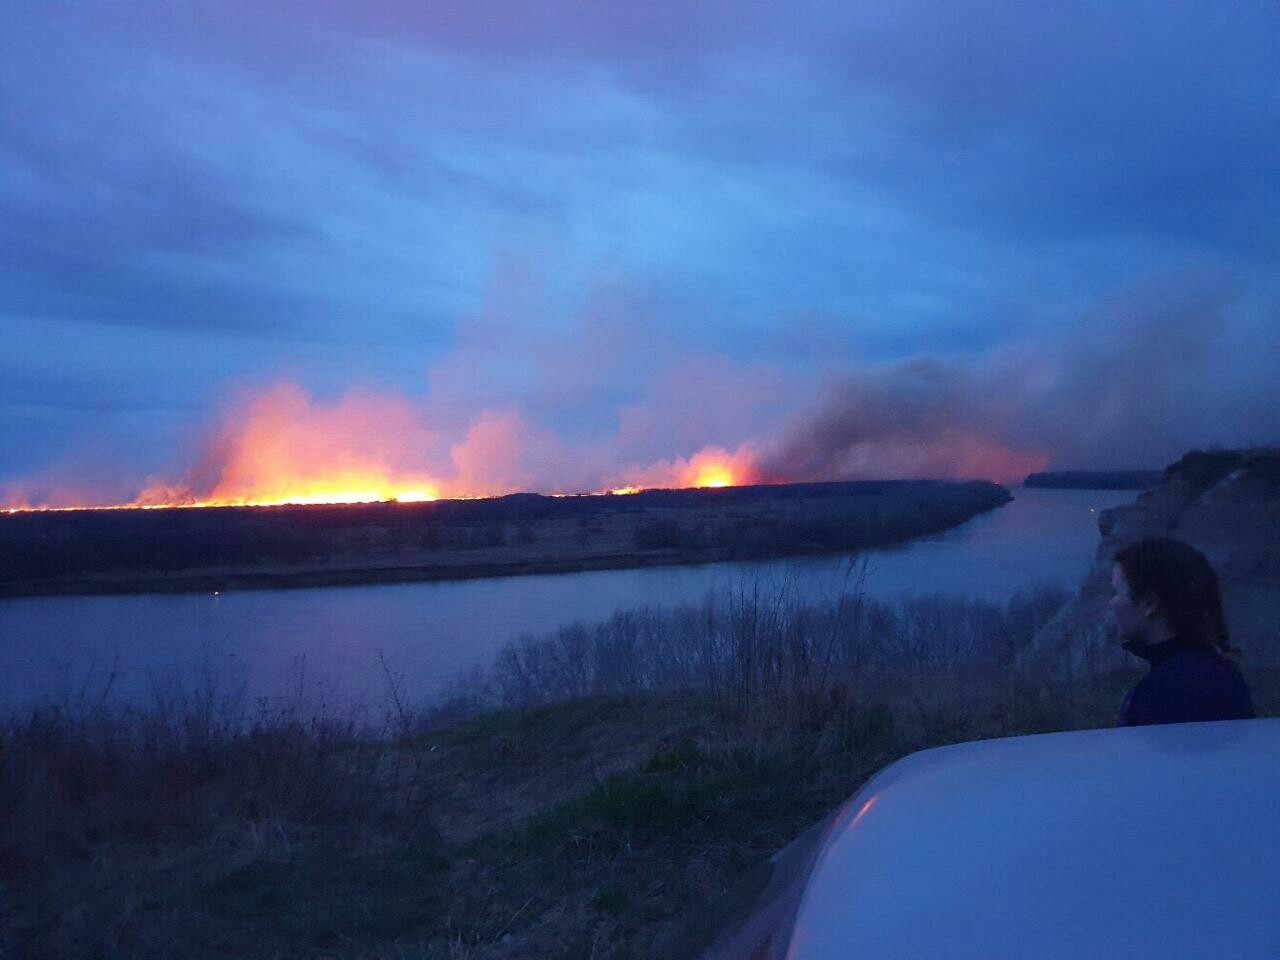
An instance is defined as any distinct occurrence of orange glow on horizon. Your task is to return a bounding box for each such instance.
[118,383,451,512]
[3,439,761,513]
[692,466,734,488]
[681,446,757,489]
[601,444,762,495]
[3,484,442,514]
[133,476,443,510]
[177,484,441,508]
[0,381,1049,514]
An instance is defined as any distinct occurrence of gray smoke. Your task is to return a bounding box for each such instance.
[762,274,1280,482]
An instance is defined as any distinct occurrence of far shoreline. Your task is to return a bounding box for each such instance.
[1021,469,1162,491]
[0,530,968,600]
[1,479,1013,600]
[2,545,776,599]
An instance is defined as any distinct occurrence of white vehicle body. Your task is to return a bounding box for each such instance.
[788,719,1280,959]
[696,719,1280,959]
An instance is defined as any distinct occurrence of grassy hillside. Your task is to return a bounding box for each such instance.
[13,578,1275,958]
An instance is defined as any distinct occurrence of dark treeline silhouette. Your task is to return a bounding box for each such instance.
[633,481,1008,555]
[1,480,1009,590]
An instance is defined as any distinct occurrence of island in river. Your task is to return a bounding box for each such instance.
[0,480,1012,598]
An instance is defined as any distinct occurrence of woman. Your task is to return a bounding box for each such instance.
[1109,537,1254,726]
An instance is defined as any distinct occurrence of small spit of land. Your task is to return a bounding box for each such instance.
[0,479,1009,597]
[1023,469,1163,490]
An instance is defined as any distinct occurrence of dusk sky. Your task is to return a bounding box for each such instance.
[3,2,1278,506]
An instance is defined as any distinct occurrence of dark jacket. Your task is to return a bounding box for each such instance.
[1120,636,1255,726]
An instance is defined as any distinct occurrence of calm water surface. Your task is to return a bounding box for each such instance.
[0,488,1133,709]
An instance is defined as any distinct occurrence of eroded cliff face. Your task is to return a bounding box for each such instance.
[1020,449,1280,680]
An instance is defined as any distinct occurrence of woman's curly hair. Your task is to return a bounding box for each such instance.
[1115,538,1236,654]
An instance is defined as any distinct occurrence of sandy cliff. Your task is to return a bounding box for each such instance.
[1020,448,1280,679]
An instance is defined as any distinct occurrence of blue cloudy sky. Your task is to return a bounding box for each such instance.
[2,2,1278,504]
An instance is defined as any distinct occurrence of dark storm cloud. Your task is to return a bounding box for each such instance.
[0,367,182,416]
[0,248,324,337]
[810,3,1280,257]
[0,20,323,335]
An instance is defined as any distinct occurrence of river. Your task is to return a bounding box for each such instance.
[0,487,1133,711]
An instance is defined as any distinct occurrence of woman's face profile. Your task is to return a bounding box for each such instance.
[1108,562,1148,645]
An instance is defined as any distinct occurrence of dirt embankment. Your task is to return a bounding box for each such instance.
[1020,448,1280,679]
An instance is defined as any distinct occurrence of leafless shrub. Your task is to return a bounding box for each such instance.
[457,565,1073,736]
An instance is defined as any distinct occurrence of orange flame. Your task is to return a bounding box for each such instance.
[679,446,756,489]
[7,374,1051,514]
[133,383,445,509]
[2,425,768,512]
[0,380,1052,514]
[692,465,734,488]
[611,444,761,493]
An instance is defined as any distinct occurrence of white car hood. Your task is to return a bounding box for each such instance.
[787,719,1280,959]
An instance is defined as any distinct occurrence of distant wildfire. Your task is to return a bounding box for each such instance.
[4,271,1259,516]
[2,383,765,512]
[606,445,763,495]
[3,365,1052,513]
[132,383,448,509]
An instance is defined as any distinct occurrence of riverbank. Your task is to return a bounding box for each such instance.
[1,479,1009,598]
[0,689,1102,958]
[16,583,1275,958]
[11,675,1276,959]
